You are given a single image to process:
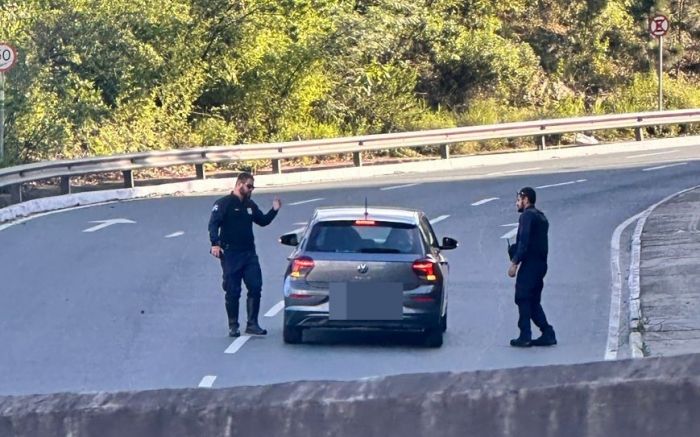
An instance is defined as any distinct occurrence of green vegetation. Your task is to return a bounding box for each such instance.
[0,0,698,167]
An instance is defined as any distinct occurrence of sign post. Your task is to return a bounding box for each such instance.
[649,15,669,111]
[0,43,18,162]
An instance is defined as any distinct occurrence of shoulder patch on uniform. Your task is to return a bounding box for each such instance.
[212,204,219,212]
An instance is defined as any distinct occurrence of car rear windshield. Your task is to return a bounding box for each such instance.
[305,220,423,254]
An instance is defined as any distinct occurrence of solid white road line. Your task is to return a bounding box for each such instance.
[264,300,285,318]
[165,231,185,238]
[500,227,518,239]
[288,198,324,206]
[486,167,541,176]
[380,183,421,191]
[500,223,519,227]
[642,162,687,172]
[198,375,217,388]
[607,212,643,361]
[224,336,251,354]
[628,215,645,358]
[471,197,499,206]
[429,215,450,225]
[536,179,587,189]
[625,150,678,159]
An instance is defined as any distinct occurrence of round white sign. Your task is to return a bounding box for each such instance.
[649,15,670,37]
[0,43,17,72]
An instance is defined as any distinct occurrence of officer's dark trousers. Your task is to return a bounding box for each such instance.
[220,250,263,326]
[514,262,552,340]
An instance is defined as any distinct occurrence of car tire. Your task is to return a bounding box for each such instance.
[424,329,443,348]
[283,325,303,344]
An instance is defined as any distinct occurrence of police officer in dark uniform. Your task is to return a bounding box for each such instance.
[208,172,281,337]
[507,187,557,347]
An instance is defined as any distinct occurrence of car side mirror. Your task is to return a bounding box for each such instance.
[440,237,458,250]
[279,233,299,246]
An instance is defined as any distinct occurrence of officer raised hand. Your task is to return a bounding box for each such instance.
[208,173,281,337]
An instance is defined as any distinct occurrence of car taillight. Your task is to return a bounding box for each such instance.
[290,256,315,278]
[412,259,437,281]
[354,219,376,226]
[411,295,435,302]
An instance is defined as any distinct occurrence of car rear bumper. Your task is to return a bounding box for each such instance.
[284,306,441,332]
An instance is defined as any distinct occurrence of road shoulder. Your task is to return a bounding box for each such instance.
[641,187,700,356]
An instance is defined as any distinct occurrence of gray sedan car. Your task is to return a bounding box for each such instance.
[279,206,458,347]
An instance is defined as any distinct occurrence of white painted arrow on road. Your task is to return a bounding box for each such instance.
[82,219,136,233]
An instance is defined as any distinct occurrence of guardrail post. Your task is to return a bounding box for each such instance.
[195,164,206,180]
[353,152,362,167]
[60,176,71,195]
[538,136,546,151]
[635,127,644,141]
[123,170,134,189]
[10,184,21,204]
[440,144,450,159]
[271,159,282,174]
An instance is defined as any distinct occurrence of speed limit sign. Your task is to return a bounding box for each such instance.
[0,43,17,72]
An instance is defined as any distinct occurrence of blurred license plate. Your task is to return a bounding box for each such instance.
[329,282,403,320]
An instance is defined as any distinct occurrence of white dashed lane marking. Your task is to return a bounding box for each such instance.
[380,183,421,191]
[165,231,185,238]
[642,162,687,172]
[429,215,450,225]
[224,336,251,354]
[264,300,284,318]
[500,227,518,240]
[471,197,499,206]
[198,375,217,388]
[536,179,587,189]
[289,198,324,206]
[284,226,307,236]
[486,167,541,176]
[82,218,136,233]
[626,150,677,159]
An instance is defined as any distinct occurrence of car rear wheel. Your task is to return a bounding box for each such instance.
[283,325,303,344]
[424,329,443,348]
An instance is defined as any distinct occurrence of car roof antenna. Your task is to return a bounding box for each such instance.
[364,196,369,220]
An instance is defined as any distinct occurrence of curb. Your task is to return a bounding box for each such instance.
[627,184,700,358]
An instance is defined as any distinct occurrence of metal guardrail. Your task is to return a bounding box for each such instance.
[1,109,699,204]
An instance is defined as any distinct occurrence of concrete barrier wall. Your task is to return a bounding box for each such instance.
[1,353,699,437]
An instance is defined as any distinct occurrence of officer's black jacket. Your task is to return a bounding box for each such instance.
[512,205,548,265]
[208,194,278,252]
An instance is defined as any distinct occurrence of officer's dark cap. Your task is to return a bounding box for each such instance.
[518,187,536,204]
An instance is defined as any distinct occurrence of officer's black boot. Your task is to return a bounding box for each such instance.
[510,337,532,347]
[532,326,557,346]
[511,301,532,347]
[226,299,240,337]
[245,297,267,336]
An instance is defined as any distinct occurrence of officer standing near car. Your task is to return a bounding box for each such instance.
[507,187,557,347]
[208,172,281,337]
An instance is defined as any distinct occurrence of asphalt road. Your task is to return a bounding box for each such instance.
[1,142,698,395]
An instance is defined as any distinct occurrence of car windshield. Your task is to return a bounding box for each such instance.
[306,220,423,254]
